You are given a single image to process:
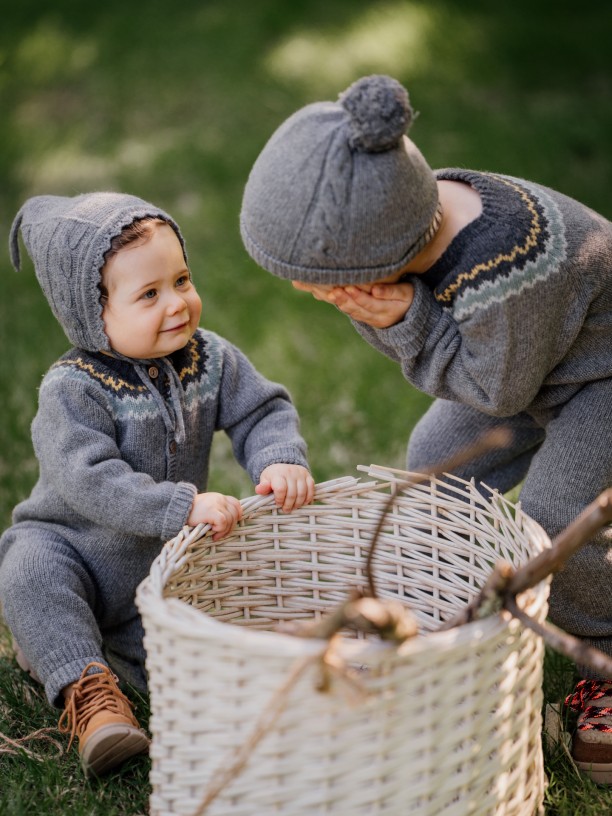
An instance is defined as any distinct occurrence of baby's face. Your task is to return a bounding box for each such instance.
[100,223,202,359]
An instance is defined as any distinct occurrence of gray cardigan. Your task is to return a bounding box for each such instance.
[353,170,612,420]
[0,328,309,620]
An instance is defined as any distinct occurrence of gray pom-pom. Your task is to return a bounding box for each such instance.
[339,75,413,153]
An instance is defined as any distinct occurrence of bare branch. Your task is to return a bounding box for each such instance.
[507,488,612,596]
[438,560,515,631]
[278,589,418,644]
[365,427,512,598]
[505,596,612,679]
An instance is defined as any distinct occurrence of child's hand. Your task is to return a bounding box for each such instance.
[329,282,414,328]
[255,464,315,512]
[292,280,414,328]
[187,492,243,540]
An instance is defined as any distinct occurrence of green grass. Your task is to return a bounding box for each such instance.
[1,0,612,812]
[0,622,150,815]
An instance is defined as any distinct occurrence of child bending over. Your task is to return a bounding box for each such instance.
[239,74,612,783]
[0,192,314,777]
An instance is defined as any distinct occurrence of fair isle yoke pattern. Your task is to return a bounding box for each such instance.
[429,172,568,321]
[42,329,222,423]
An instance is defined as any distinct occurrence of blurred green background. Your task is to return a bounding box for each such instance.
[0,2,611,812]
[1,0,611,530]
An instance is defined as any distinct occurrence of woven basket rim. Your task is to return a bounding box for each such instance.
[137,467,551,662]
[137,581,543,661]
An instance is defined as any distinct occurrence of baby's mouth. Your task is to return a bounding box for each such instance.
[161,321,188,333]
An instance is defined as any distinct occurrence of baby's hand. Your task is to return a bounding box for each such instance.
[187,492,243,540]
[330,282,414,328]
[255,464,315,512]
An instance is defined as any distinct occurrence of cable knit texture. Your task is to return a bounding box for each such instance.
[339,74,413,152]
[353,168,612,673]
[10,192,186,353]
[1,192,309,705]
[0,328,309,703]
[240,75,439,284]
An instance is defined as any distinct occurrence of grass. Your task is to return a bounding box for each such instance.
[1,0,612,812]
[0,623,150,815]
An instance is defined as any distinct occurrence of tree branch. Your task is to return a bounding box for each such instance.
[365,427,512,598]
[505,596,612,679]
[507,488,612,596]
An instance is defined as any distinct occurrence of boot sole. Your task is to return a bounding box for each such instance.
[575,759,612,785]
[80,723,150,777]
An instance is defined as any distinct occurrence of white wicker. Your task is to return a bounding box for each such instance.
[137,466,551,816]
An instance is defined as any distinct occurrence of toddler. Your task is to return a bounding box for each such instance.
[239,74,612,783]
[0,192,314,777]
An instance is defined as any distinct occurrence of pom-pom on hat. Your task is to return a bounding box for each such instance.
[9,192,186,353]
[240,74,441,285]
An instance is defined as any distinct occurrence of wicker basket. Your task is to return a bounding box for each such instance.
[136,466,550,816]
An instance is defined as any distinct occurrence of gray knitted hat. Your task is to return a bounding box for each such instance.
[240,74,441,285]
[9,192,186,353]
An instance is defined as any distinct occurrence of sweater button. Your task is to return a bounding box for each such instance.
[148,365,159,379]
[169,440,177,454]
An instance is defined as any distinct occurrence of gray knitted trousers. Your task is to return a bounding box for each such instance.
[407,378,612,678]
[0,535,147,706]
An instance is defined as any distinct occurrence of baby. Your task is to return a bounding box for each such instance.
[0,192,314,777]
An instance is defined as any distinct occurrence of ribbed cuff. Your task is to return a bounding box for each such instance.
[247,446,310,484]
[40,642,107,707]
[161,481,198,541]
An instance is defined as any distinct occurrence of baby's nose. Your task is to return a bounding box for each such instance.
[167,292,187,312]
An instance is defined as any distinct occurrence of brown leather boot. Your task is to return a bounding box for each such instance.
[565,678,612,784]
[58,662,149,777]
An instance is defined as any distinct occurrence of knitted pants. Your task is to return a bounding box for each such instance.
[407,378,612,677]
[0,534,147,706]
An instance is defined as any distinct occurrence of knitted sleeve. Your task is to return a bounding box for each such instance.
[352,269,586,417]
[32,374,196,541]
[214,338,310,482]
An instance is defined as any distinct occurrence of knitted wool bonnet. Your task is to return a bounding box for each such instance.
[240,74,441,285]
[9,192,186,353]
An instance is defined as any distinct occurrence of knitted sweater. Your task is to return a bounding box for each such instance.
[0,328,308,619]
[353,169,612,418]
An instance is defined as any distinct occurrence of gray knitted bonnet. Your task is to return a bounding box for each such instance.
[240,74,441,285]
[9,192,186,353]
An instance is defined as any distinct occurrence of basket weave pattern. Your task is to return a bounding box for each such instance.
[137,467,550,816]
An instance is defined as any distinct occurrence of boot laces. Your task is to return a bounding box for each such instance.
[565,678,612,732]
[57,662,135,749]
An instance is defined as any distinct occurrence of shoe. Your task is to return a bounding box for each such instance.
[565,678,612,784]
[12,638,42,684]
[58,662,150,777]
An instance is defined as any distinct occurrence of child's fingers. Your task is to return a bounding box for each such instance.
[267,474,301,513]
[257,466,315,512]
[293,475,315,509]
[335,285,411,328]
[226,496,243,523]
[292,281,344,305]
[371,282,414,301]
[286,477,305,512]
[255,479,272,495]
[210,498,242,539]
[305,475,315,505]
[272,475,293,512]
[276,474,316,512]
[209,509,233,540]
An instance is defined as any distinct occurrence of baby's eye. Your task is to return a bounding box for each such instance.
[142,289,157,300]
[176,275,189,287]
